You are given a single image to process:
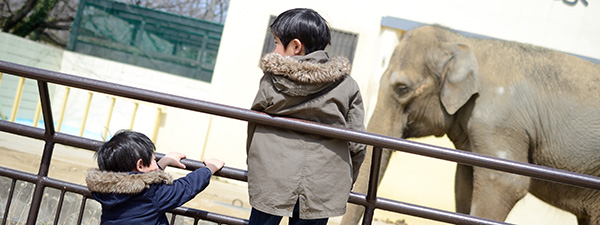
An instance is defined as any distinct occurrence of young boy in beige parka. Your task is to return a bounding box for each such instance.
[246,8,367,225]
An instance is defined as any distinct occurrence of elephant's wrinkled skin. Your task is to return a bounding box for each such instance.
[342,25,600,225]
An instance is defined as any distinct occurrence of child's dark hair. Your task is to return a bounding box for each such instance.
[95,130,155,172]
[270,8,331,54]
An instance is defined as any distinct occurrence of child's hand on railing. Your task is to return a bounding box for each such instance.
[158,152,187,169]
[203,158,225,174]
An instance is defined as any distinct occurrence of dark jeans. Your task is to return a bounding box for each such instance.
[248,200,328,225]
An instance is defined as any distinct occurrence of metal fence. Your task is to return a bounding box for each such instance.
[1,59,600,225]
[0,74,165,142]
[69,0,223,82]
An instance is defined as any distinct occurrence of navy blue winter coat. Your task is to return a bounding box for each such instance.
[86,167,212,225]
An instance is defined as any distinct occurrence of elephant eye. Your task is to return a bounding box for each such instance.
[393,84,410,96]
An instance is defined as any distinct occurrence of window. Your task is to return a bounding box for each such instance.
[69,0,224,82]
[261,16,358,63]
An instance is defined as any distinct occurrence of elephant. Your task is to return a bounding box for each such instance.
[342,25,600,225]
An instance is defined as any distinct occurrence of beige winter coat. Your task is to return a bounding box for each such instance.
[246,51,366,219]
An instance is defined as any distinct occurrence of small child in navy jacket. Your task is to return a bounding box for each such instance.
[86,130,224,225]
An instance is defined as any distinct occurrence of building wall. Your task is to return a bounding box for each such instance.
[0,32,63,123]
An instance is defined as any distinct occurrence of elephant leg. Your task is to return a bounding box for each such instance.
[590,212,600,225]
[577,211,600,225]
[454,164,473,214]
[577,216,590,225]
[470,167,529,221]
[342,146,393,225]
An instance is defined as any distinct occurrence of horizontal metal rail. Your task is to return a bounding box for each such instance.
[1,59,599,225]
[347,193,506,225]
[1,60,599,190]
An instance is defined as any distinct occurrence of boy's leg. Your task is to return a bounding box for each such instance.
[288,217,328,225]
[288,200,328,225]
[249,207,283,225]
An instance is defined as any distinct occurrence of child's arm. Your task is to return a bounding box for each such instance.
[203,158,225,174]
[153,158,222,212]
[158,152,187,169]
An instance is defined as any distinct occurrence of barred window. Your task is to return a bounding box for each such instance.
[261,16,358,63]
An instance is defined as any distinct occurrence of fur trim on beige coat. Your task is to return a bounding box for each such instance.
[260,52,351,84]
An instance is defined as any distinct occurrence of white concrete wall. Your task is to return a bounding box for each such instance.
[0,32,63,71]
[381,0,599,59]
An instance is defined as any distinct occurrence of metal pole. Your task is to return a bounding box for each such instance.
[52,191,66,225]
[26,81,57,225]
[76,197,87,225]
[1,179,16,225]
[362,147,382,225]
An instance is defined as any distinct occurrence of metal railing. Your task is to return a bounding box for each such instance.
[0,73,165,142]
[1,59,600,225]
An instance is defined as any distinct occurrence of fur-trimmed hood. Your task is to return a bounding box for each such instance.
[86,169,173,194]
[86,167,213,224]
[260,51,351,96]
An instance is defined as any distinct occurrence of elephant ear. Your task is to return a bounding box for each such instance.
[439,43,480,115]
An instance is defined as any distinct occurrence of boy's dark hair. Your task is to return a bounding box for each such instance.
[95,130,155,172]
[270,8,331,54]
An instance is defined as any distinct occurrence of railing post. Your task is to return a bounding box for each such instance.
[57,87,70,132]
[152,107,162,142]
[102,97,116,140]
[33,101,41,127]
[79,92,93,136]
[129,102,139,130]
[53,190,67,225]
[201,116,213,160]
[9,77,25,122]
[362,146,383,225]
[76,197,87,225]
[1,179,16,225]
[26,81,57,225]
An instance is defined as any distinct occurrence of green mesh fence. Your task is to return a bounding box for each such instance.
[68,0,223,82]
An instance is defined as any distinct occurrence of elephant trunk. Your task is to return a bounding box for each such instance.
[341,113,398,225]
